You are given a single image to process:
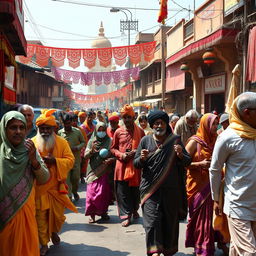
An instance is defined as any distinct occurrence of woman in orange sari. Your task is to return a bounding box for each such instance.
[185,113,219,255]
[0,111,49,256]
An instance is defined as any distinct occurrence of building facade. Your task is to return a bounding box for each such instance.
[0,0,26,116]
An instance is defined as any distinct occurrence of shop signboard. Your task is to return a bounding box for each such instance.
[205,74,225,94]
[224,0,244,16]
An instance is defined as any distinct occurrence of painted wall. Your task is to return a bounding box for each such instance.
[194,0,224,41]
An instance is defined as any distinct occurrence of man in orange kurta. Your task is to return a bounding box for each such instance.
[32,110,77,256]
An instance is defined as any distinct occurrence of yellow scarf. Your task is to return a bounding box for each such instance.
[229,97,256,139]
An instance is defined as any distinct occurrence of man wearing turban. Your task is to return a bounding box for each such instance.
[78,111,86,125]
[32,109,77,256]
[111,105,145,227]
[107,112,120,138]
[134,110,191,256]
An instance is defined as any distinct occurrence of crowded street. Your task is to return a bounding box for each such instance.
[1,0,256,256]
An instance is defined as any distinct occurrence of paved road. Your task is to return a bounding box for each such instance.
[47,183,223,256]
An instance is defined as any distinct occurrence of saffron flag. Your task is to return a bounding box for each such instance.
[158,0,168,24]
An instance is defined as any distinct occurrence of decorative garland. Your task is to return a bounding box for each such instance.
[64,84,132,104]
[51,66,140,85]
[17,41,156,69]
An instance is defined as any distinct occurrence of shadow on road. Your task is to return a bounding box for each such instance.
[47,242,130,256]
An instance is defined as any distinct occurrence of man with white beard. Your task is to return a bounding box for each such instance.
[32,109,77,256]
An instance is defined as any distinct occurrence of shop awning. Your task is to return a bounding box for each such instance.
[142,98,162,103]
[166,28,238,66]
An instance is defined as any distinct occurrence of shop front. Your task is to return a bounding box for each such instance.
[204,73,226,114]
[0,0,26,116]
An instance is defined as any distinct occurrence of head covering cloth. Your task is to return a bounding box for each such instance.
[120,104,135,117]
[87,122,111,170]
[189,113,218,159]
[108,112,120,122]
[78,111,86,117]
[148,110,172,134]
[229,96,256,139]
[0,111,33,230]
[36,109,57,127]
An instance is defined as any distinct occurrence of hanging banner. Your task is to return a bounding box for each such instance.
[64,84,132,104]
[51,66,140,85]
[17,41,156,69]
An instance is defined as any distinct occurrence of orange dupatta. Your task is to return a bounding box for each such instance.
[124,124,144,187]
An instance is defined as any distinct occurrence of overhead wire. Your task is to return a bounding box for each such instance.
[23,0,46,43]
[51,0,184,12]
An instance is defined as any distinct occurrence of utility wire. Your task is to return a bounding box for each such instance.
[51,0,185,12]
[24,0,46,43]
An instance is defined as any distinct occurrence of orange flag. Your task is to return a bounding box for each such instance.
[158,0,168,24]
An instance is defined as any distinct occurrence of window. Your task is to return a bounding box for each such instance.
[184,21,194,39]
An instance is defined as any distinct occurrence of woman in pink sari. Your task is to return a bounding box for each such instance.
[185,113,219,255]
[84,122,114,223]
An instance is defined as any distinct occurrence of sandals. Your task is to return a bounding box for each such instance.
[121,218,131,227]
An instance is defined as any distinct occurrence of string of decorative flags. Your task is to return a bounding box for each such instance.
[64,84,132,104]
[51,66,140,85]
[18,41,156,69]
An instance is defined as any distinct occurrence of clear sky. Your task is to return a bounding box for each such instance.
[24,0,206,48]
[23,0,206,93]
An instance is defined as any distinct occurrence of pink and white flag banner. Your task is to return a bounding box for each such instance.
[64,84,132,104]
[17,41,156,69]
[51,66,140,85]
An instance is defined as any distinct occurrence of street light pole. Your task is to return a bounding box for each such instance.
[110,7,138,104]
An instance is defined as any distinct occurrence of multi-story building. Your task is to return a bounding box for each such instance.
[0,0,26,116]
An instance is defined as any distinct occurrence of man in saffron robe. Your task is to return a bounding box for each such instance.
[110,105,145,227]
[32,109,77,256]
[0,111,50,256]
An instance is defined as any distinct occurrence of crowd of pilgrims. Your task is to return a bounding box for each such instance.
[0,97,249,256]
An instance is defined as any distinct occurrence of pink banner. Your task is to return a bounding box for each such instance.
[64,84,132,104]
[51,67,140,86]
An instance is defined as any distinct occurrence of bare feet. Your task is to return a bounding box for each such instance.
[40,245,48,256]
[51,232,60,245]
[88,215,96,223]
[152,253,160,256]
[121,218,131,227]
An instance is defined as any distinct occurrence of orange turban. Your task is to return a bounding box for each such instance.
[120,104,135,117]
[36,109,57,127]
[73,110,79,115]
[78,111,86,117]
[109,112,120,121]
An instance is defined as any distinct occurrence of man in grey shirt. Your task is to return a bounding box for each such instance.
[174,109,199,145]
[209,92,256,255]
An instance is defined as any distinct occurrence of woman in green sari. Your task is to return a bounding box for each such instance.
[84,122,115,223]
[0,111,49,256]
